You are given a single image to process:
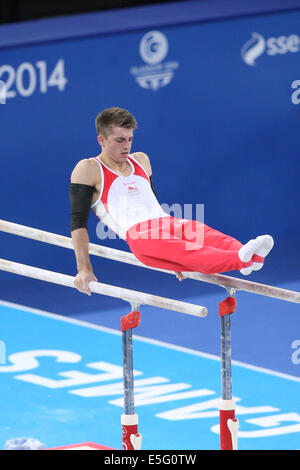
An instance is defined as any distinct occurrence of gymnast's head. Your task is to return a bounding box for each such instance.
[95,108,138,160]
[95,107,137,139]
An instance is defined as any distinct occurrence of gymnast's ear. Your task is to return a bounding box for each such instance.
[97,134,104,147]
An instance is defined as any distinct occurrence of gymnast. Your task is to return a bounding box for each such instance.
[69,107,273,295]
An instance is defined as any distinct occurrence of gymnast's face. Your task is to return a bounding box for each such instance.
[98,126,134,163]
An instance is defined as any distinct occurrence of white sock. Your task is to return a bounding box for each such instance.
[239,234,274,264]
[252,262,264,271]
[254,235,274,257]
[238,238,261,263]
[240,265,253,276]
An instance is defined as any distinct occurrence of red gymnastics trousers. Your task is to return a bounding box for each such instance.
[126,216,253,275]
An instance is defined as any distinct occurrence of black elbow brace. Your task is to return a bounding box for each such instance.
[149,175,157,198]
[69,183,95,232]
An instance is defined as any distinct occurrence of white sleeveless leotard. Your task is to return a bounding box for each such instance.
[91,155,167,239]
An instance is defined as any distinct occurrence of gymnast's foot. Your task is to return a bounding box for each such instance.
[239,265,253,275]
[239,235,274,276]
[251,254,265,272]
[254,235,274,257]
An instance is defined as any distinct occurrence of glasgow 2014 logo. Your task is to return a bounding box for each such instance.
[130,31,179,91]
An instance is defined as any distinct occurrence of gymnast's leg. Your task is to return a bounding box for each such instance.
[175,218,273,274]
[126,218,251,275]
[126,217,273,276]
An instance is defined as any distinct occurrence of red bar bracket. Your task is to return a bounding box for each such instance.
[121,310,141,331]
[219,297,236,317]
[219,399,239,450]
[121,414,142,450]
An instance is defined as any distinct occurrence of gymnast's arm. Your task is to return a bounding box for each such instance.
[69,159,99,295]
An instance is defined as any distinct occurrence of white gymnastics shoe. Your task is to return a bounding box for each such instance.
[240,265,253,276]
[239,235,274,263]
[252,261,264,271]
[238,238,261,263]
[254,235,274,257]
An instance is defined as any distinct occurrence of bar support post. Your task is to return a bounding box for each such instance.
[219,288,239,450]
[121,303,142,450]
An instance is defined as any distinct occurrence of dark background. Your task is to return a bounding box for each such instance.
[0,0,194,24]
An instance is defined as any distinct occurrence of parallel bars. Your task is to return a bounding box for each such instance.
[0,219,299,450]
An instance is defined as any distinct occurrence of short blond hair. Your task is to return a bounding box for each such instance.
[95,107,137,138]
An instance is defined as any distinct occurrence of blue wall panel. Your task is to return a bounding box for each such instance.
[0,2,299,286]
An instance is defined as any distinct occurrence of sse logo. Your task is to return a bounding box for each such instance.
[241,32,300,66]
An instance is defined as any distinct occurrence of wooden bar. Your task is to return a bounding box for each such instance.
[0,258,207,318]
[0,219,299,304]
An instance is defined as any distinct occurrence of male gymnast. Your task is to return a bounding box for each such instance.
[69,107,273,295]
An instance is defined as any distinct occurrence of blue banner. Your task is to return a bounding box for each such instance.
[0,5,299,282]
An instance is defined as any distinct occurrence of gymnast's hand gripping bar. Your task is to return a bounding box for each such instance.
[0,258,207,318]
[0,219,299,304]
